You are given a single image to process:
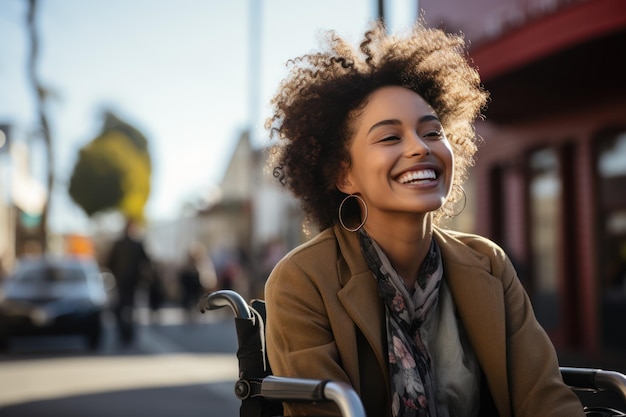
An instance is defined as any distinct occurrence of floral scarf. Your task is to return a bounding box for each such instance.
[360,229,445,417]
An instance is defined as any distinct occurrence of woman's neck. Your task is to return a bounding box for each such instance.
[363,214,434,289]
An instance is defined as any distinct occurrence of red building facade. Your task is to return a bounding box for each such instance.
[421,0,626,357]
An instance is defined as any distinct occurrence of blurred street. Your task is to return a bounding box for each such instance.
[0,306,240,417]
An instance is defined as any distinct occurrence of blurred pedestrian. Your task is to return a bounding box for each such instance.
[107,219,152,345]
[147,261,164,322]
[179,243,214,322]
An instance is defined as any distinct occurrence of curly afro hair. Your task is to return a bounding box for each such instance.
[266,20,489,232]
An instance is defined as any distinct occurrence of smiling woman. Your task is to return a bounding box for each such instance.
[262,20,587,417]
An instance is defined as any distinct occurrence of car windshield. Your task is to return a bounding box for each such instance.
[18,265,86,284]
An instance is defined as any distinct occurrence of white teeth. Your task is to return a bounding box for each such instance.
[398,169,436,184]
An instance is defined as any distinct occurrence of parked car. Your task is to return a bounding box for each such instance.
[0,255,111,351]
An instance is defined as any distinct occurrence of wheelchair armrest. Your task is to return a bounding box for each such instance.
[260,375,366,417]
[561,367,626,405]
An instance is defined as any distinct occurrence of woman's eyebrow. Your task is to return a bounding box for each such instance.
[367,119,401,134]
[419,114,440,124]
[367,114,441,134]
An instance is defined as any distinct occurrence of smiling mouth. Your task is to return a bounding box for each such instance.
[397,169,437,184]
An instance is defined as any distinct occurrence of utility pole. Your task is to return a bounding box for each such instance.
[248,0,262,147]
[247,0,263,284]
[378,1,422,31]
[26,0,53,252]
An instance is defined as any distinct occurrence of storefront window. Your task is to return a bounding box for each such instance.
[597,131,626,348]
[529,148,561,329]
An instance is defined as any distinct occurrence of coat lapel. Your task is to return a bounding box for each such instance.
[333,226,389,384]
[435,228,512,417]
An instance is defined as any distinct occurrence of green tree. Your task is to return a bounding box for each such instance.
[69,111,152,222]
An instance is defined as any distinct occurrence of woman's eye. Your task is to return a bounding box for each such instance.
[424,130,443,139]
[380,135,401,142]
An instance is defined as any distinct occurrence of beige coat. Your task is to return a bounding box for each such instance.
[265,225,585,417]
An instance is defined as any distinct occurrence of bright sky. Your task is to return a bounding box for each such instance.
[0,0,417,234]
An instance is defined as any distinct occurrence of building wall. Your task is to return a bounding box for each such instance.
[474,99,626,355]
[419,0,587,45]
[416,0,626,357]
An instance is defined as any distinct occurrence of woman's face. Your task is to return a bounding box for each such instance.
[338,86,454,222]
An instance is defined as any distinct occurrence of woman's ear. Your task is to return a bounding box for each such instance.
[336,164,354,195]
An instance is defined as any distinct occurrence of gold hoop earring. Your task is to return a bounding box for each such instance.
[338,194,368,232]
[443,184,467,218]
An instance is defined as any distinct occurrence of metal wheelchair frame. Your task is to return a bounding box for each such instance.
[199,289,626,417]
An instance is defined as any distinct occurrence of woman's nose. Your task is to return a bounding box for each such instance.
[406,133,430,157]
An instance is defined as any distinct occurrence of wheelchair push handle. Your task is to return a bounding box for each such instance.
[324,381,367,417]
[561,367,626,405]
[260,376,367,417]
[197,289,252,319]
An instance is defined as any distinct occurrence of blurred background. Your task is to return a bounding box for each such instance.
[0,0,625,415]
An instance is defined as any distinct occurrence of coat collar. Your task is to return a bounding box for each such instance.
[333,225,388,382]
[332,225,511,417]
[434,228,511,417]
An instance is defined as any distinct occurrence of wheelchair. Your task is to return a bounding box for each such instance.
[199,289,626,417]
